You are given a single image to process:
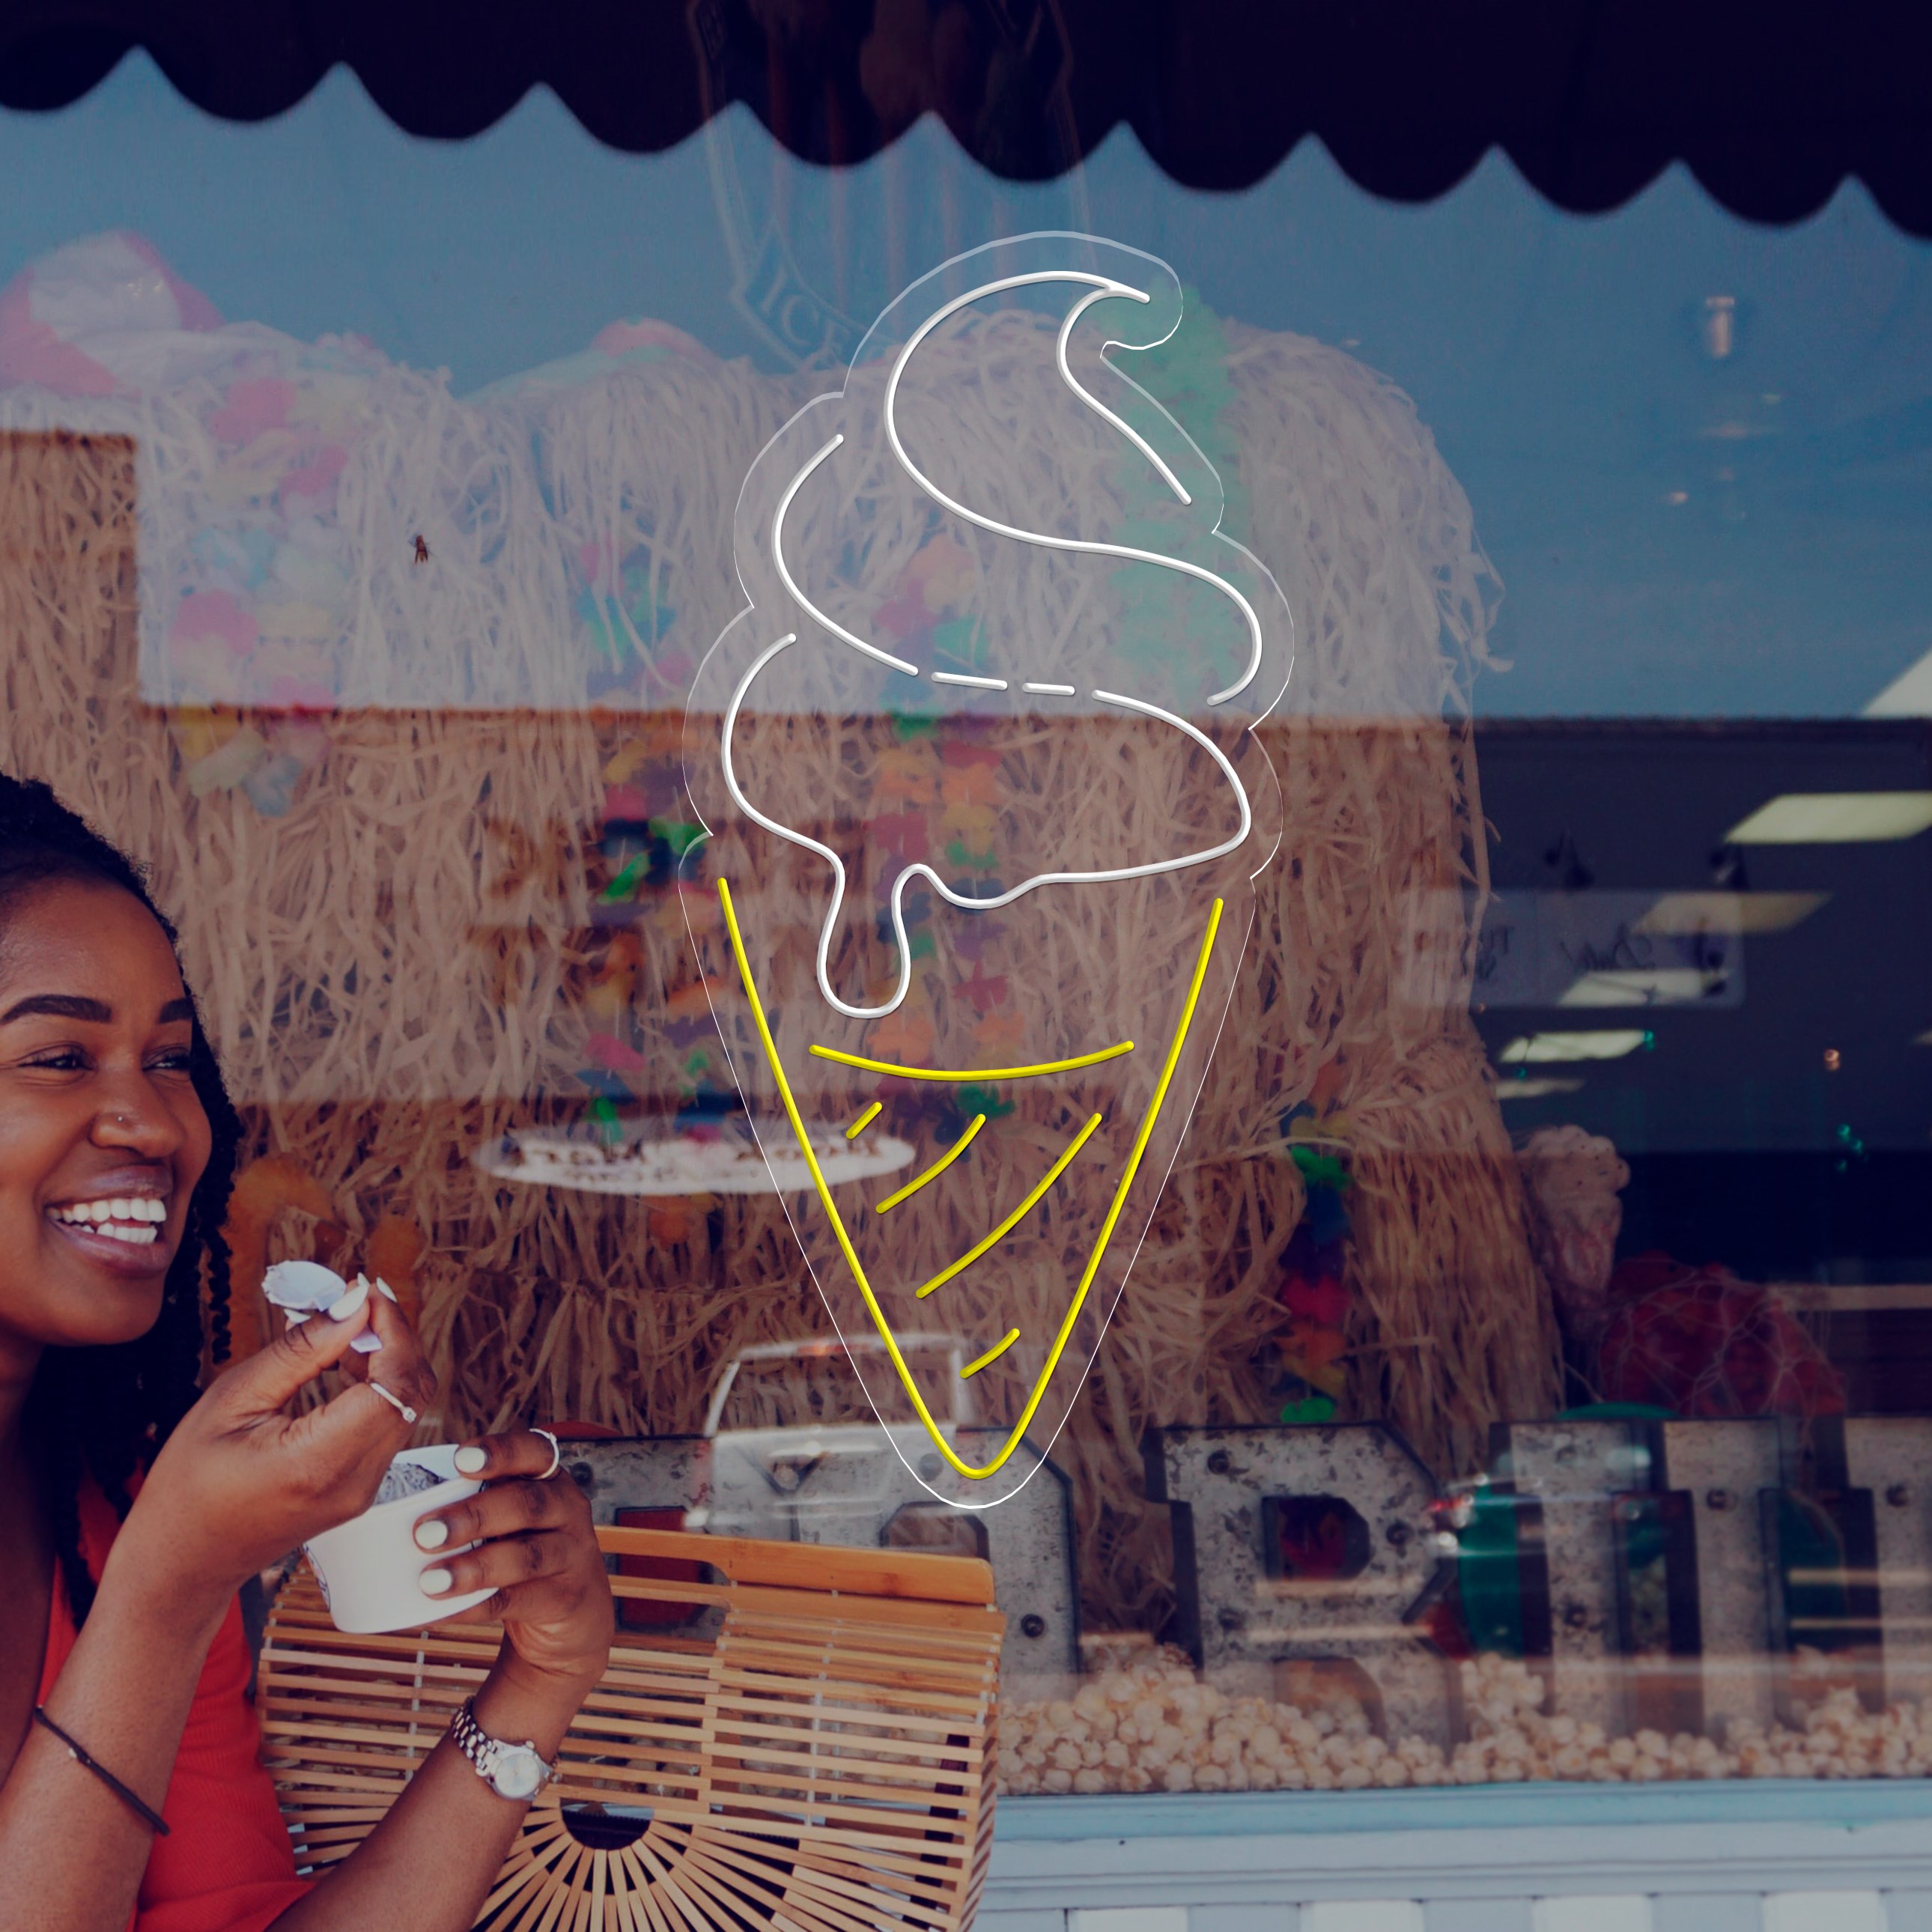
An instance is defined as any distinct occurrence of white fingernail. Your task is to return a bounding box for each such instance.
[420,1567,453,1596]
[326,1278,369,1322]
[414,1519,449,1550]
[375,1277,399,1304]
[454,1446,487,1475]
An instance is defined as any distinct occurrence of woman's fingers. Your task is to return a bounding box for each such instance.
[449,1427,562,1483]
[285,1380,413,1500]
[413,1473,576,1554]
[339,1284,440,1417]
[407,1423,613,1680]
[419,1527,577,1609]
[434,1574,598,1633]
[421,1456,615,1681]
[279,1285,441,1498]
[215,1284,375,1418]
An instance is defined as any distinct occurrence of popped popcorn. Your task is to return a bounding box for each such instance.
[996,1648,1932,1796]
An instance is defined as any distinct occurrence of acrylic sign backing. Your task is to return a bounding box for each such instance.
[682,235,1292,1504]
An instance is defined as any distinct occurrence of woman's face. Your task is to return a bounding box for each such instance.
[0,878,212,1357]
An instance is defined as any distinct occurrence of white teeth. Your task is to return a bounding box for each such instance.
[52,1197,168,1230]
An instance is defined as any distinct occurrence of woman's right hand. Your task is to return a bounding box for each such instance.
[104,1282,439,1614]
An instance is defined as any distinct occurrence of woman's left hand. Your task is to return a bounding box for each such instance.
[410,1431,615,1692]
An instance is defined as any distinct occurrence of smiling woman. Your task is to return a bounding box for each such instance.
[0,781,240,1624]
[0,773,614,1932]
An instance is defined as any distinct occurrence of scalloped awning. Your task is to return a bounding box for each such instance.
[1,0,1929,236]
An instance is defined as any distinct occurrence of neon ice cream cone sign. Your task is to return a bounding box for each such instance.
[684,235,1292,1504]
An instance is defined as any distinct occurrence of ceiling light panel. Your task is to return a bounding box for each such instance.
[1559,969,1719,1008]
[1498,1030,1650,1064]
[1636,891,1828,935]
[1725,792,1932,844]
[1496,1077,1587,1100]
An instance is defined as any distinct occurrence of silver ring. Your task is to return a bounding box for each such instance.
[532,1428,562,1481]
[367,1379,419,1426]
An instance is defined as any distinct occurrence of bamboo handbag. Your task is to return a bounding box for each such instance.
[257,1524,1003,1931]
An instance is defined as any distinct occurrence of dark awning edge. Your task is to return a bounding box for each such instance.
[3,1,1930,239]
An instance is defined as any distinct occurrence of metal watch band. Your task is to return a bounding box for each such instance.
[449,1696,557,1800]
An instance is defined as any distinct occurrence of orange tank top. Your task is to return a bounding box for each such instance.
[37,1484,312,1932]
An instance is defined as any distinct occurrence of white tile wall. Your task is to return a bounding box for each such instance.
[978,1799,1929,1932]
[1650,1899,1766,1932]
[1761,1897,1886,1932]
[1301,1906,1426,1932]
[1532,1902,1651,1932]
[1886,1894,1932,1932]
[1189,1910,1298,1932]
[981,1895,1901,1932]
[1425,1902,1535,1932]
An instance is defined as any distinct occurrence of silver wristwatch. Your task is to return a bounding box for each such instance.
[449,1697,557,1802]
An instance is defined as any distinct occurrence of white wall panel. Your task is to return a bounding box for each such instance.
[1651,1898,1764,1932]
[1190,1908,1298,1932]
[1301,1905,1426,1932]
[1762,1896,1885,1932]
[1427,1902,1535,1932]
[1532,1900,1650,1932]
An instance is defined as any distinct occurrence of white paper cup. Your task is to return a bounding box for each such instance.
[303,1445,497,1633]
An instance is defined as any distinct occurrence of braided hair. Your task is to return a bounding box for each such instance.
[0,774,243,1625]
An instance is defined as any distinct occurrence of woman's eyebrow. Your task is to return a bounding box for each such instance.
[0,992,113,1025]
[0,994,192,1026]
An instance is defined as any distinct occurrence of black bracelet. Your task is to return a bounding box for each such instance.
[31,1707,171,1837]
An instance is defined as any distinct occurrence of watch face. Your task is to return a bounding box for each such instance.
[491,1749,546,1801]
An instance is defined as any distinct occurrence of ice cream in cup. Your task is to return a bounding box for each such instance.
[681,234,1291,1507]
[262,1259,382,1352]
[262,1260,420,1421]
[302,1445,496,1633]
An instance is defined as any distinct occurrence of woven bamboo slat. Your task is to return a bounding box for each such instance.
[258,1525,1003,1932]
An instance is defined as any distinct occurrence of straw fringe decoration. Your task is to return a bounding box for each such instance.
[258,1525,1002,1931]
[0,311,1555,1634]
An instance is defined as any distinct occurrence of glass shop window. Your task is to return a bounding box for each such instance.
[1,73,1928,1805]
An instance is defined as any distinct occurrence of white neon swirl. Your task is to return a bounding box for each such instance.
[722,634,877,1022]
[932,671,1009,690]
[1022,681,1076,696]
[1054,286,1191,506]
[772,434,920,678]
[881,270,1266,706]
[722,635,1253,1019]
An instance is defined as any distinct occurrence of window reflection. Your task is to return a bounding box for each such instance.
[1,80,1930,1800]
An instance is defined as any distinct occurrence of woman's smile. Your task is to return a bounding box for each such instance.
[42,1167,177,1277]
